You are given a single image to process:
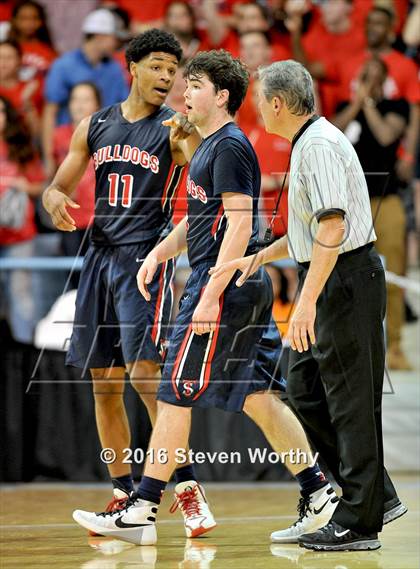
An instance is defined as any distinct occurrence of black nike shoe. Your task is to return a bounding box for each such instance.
[298,520,381,551]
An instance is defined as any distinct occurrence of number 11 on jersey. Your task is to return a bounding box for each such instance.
[108,173,134,208]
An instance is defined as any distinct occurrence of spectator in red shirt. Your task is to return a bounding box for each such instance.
[203,0,289,60]
[349,0,410,35]
[285,0,367,116]
[107,0,169,32]
[0,39,43,137]
[163,1,210,60]
[7,0,56,80]
[237,31,274,131]
[166,62,186,113]
[240,30,273,75]
[0,94,45,343]
[241,79,291,237]
[0,1,12,22]
[288,4,419,176]
[52,82,100,262]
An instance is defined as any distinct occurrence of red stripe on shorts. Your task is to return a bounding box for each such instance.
[171,323,193,400]
[193,293,225,401]
[161,162,176,207]
[151,261,167,344]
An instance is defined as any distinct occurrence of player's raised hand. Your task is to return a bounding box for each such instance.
[42,187,80,231]
[162,112,195,142]
[137,253,159,301]
[208,253,261,287]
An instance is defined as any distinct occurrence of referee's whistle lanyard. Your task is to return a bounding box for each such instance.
[263,114,321,243]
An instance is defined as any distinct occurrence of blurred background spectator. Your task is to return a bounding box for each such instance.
[284,0,367,117]
[0,39,43,137]
[106,0,168,33]
[0,94,45,343]
[403,0,420,51]
[237,30,273,129]
[240,78,290,236]
[203,0,290,59]
[336,6,419,181]
[6,0,56,80]
[41,7,129,178]
[52,82,99,264]
[333,57,411,369]
[163,1,210,60]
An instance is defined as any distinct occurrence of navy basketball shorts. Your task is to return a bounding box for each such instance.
[66,241,174,371]
[157,260,283,412]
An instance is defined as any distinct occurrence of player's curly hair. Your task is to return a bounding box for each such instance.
[125,29,182,70]
[184,50,249,116]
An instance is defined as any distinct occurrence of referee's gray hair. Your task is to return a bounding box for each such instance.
[258,60,315,116]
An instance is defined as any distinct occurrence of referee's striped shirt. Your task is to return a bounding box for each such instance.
[288,116,376,263]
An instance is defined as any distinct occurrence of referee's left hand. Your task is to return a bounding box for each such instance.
[286,299,316,352]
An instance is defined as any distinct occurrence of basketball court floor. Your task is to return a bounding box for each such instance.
[1,473,418,569]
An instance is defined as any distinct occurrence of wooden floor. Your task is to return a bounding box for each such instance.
[1,474,419,569]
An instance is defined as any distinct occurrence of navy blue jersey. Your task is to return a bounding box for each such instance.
[87,104,184,245]
[186,122,261,267]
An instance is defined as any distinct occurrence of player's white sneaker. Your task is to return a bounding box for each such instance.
[170,481,217,538]
[88,487,131,537]
[271,484,339,543]
[73,496,158,545]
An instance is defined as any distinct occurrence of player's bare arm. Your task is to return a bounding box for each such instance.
[209,234,289,286]
[137,216,188,300]
[192,192,253,335]
[42,116,91,231]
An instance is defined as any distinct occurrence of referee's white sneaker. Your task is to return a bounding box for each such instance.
[170,481,217,538]
[271,484,339,543]
[73,496,158,545]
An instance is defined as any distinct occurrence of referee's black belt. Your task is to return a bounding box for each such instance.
[297,242,374,270]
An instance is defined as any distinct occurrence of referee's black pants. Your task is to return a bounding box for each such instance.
[287,244,400,534]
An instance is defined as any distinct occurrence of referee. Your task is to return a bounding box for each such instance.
[210,60,407,551]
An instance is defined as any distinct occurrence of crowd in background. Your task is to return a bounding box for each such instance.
[0,0,419,369]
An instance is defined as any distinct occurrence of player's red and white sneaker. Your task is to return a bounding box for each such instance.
[170,481,217,538]
[73,496,158,545]
[88,487,130,537]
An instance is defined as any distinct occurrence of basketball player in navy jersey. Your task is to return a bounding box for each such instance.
[42,30,215,537]
[72,50,337,546]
